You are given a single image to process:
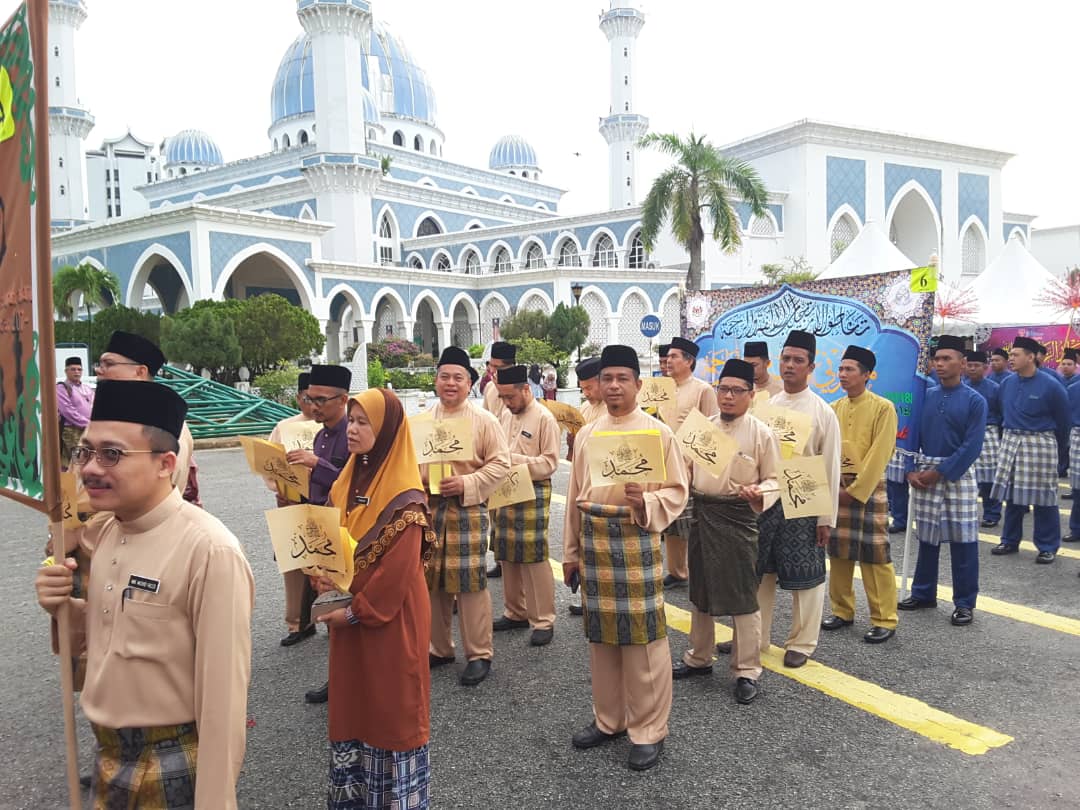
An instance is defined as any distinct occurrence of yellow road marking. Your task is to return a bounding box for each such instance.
[545,558,1012,755]
[977,532,1080,560]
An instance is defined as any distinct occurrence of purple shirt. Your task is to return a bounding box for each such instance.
[57,380,94,428]
[308,416,349,506]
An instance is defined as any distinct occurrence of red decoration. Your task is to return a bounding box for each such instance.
[934,283,979,329]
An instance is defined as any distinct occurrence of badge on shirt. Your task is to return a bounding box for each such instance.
[127,575,160,594]
[353,495,370,506]
[521,430,533,439]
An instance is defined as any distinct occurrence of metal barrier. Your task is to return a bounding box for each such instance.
[156,365,299,439]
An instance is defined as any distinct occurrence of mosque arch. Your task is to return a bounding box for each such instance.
[450,295,478,348]
[886,182,940,268]
[828,207,861,261]
[411,294,443,355]
[617,289,651,355]
[748,211,778,238]
[324,285,365,363]
[371,288,408,340]
[376,205,400,265]
[463,218,485,231]
[555,234,583,267]
[535,203,549,211]
[126,244,194,314]
[499,195,517,205]
[1006,226,1028,246]
[416,177,439,189]
[413,135,424,152]
[299,129,309,146]
[659,288,680,335]
[405,252,426,270]
[273,137,279,151]
[411,289,446,324]
[433,250,453,272]
[298,203,316,221]
[960,217,988,279]
[588,228,619,268]
[458,246,482,275]
[215,244,314,311]
[282,133,291,149]
[625,228,646,269]
[461,187,478,197]
[414,212,446,237]
[488,242,514,274]
[429,139,438,156]
[480,293,511,344]
[578,287,611,347]
[520,239,547,270]
[516,288,554,314]
[393,131,405,147]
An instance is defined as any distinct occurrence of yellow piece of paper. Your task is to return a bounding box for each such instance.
[488,464,536,509]
[778,455,833,519]
[637,376,677,411]
[265,504,354,591]
[841,440,863,475]
[541,399,586,434]
[411,417,474,463]
[910,265,938,293]
[674,408,739,478]
[278,420,319,451]
[428,463,446,495]
[755,403,813,457]
[60,469,86,530]
[588,429,667,487]
[241,436,311,499]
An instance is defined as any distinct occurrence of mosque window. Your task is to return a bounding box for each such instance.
[59,185,65,196]
[593,234,617,268]
[417,217,442,237]
[368,129,376,141]
[435,253,451,272]
[624,47,628,57]
[830,214,858,261]
[378,214,396,265]
[628,233,646,269]
[58,156,63,168]
[468,223,483,230]
[414,135,423,152]
[624,76,628,85]
[273,138,279,151]
[53,46,59,57]
[525,243,545,269]
[961,224,986,278]
[557,239,581,267]
[464,251,480,275]
[624,102,629,112]
[626,151,631,161]
[55,76,60,87]
[429,139,438,155]
[750,214,776,237]
[626,177,631,187]
[493,247,512,274]
[299,130,309,145]
[409,256,424,270]
[393,131,405,147]
[282,134,291,149]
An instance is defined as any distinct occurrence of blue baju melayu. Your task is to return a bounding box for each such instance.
[965,376,1002,524]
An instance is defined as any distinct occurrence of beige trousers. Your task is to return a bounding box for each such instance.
[828,558,899,629]
[430,589,494,661]
[590,638,672,745]
[757,574,825,656]
[283,569,310,632]
[684,608,763,680]
[665,535,689,579]
[501,561,556,630]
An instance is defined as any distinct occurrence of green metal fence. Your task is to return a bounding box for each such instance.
[156,366,299,439]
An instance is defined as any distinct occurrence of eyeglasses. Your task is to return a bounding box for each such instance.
[302,394,346,407]
[95,359,142,371]
[70,446,165,467]
[716,386,752,396]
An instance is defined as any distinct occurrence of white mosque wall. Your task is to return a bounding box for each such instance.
[1030,226,1080,277]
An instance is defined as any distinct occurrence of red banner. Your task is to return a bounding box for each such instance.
[979,324,1080,369]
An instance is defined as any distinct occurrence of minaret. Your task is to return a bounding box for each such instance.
[48,0,95,228]
[599,1,648,210]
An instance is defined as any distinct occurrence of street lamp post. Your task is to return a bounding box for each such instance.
[570,281,584,363]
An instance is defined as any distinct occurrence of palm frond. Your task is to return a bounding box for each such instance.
[704,181,742,252]
[638,132,688,160]
[639,167,683,250]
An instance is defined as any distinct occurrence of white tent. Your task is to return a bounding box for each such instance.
[966,237,1064,326]
[816,221,917,280]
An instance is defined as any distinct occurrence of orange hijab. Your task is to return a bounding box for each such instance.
[329,389,427,551]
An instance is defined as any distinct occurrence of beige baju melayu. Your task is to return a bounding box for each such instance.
[266,412,312,632]
[755,374,784,397]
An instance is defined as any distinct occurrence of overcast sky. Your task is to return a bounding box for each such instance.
[17,0,1080,227]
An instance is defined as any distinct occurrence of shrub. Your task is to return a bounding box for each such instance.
[386,369,435,391]
[254,365,302,404]
[367,357,386,388]
[369,339,422,369]
[468,344,485,359]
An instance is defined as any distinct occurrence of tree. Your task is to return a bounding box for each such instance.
[52,263,121,358]
[639,132,769,291]
[232,294,324,376]
[160,307,242,374]
[760,256,818,286]
[499,309,551,343]
[546,303,590,357]
[514,336,566,370]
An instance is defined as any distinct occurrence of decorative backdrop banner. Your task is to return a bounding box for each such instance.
[683,272,934,454]
[978,325,1078,369]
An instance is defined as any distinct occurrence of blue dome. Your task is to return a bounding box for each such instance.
[270,23,437,128]
[163,130,223,167]
[489,135,539,170]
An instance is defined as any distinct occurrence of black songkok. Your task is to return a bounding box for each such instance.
[965,350,988,364]
[104,331,165,375]
[1013,336,1040,354]
[658,344,671,358]
[1064,349,1080,362]
[491,341,517,363]
[743,341,769,359]
[64,356,82,367]
[783,330,816,357]
[934,335,967,355]
[842,345,877,372]
[309,364,352,390]
[600,345,640,375]
[991,348,1009,360]
[669,337,700,358]
[438,346,479,384]
[297,372,311,391]
[576,357,601,381]
[718,359,755,387]
[497,365,528,385]
[91,380,187,439]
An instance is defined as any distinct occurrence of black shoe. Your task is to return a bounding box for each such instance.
[487,563,503,578]
[627,741,664,771]
[572,722,626,749]
[280,625,316,647]
[460,659,491,686]
[304,681,329,704]
[662,574,687,588]
[429,653,455,668]
[530,628,554,646]
[782,650,809,668]
[493,616,530,631]
[568,603,584,616]
[734,677,759,705]
[864,626,895,644]
[1063,491,1074,500]
[1063,535,1080,543]
[715,640,732,655]
[991,543,1019,555]
[1036,551,1056,564]
[888,523,906,534]
[79,773,91,790]
[951,607,974,626]
[980,519,999,528]
[672,661,712,679]
[897,596,937,610]
[821,615,854,631]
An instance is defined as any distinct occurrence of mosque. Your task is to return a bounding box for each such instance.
[46,0,1045,385]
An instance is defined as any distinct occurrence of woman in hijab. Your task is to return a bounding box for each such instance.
[315,388,435,809]
[528,364,544,399]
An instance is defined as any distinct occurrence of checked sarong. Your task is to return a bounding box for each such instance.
[430,495,489,593]
[972,425,1001,485]
[1069,427,1080,491]
[91,722,198,809]
[828,475,890,564]
[911,455,979,546]
[990,429,1059,506]
[328,740,430,810]
[493,479,551,563]
[579,501,666,646]
[886,449,909,484]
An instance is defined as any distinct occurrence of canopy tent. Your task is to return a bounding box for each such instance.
[817,221,917,280]
[964,237,1064,327]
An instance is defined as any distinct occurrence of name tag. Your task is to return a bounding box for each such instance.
[521,430,533,439]
[353,495,370,506]
[128,575,160,594]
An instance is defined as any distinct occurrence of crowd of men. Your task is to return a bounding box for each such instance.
[33,325,1079,807]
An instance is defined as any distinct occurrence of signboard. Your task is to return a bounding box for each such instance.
[979,325,1078,370]
[640,314,661,338]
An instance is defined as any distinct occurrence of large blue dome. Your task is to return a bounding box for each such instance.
[163,129,223,167]
[489,135,539,170]
[270,23,437,128]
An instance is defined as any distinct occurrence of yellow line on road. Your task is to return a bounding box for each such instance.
[977,532,1080,560]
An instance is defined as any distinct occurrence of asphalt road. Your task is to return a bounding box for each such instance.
[2,447,1079,809]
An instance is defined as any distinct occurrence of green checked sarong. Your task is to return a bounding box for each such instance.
[493,480,551,563]
[430,495,489,594]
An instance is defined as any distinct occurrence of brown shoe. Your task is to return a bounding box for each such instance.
[715,640,732,655]
[783,649,809,668]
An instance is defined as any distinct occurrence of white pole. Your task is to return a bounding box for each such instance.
[899,482,916,599]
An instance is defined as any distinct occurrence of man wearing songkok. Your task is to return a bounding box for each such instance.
[483,341,517,419]
[899,336,985,625]
[661,336,720,588]
[743,341,783,397]
[672,358,779,705]
[425,347,510,686]
[755,329,841,668]
[57,355,94,466]
[566,356,606,615]
[36,380,254,808]
[287,364,352,704]
[988,348,1014,385]
[1060,348,1079,386]
[990,335,1070,564]
[1034,343,1065,384]
[491,365,560,646]
[563,345,689,771]
[97,330,198,503]
[1063,378,1080,543]
[963,352,1003,528]
[658,343,671,376]
[266,372,320,647]
[822,346,899,644]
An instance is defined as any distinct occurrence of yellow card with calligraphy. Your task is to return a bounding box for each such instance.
[588,429,667,487]
[411,417,474,463]
[541,399,585,434]
[755,403,813,457]
[278,420,319,451]
[488,464,536,509]
[427,462,447,496]
[265,504,354,591]
[674,408,739,478]
[243,436,311,499]
[60,469,86,530]
[840,440,863,475]
[637,376,677,412]
[778,455,833,519]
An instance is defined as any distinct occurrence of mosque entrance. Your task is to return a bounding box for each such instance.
[412,298,439,357]
[129,254,190,314]
[889,189,940,268]
[223,251,306,307]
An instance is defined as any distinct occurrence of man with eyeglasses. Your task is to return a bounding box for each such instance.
[57,355,94,468]
[822,346,899,645]
[286,364,352,704]
[672,359,779,705]
[36,380,254,808]
[900,335,985,626]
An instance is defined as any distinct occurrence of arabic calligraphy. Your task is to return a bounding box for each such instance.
[716,289,874,341]
[423,424,464,457]
[783,468,815,508]
[601,442,655,479]
[290,518,336,559]
[681,431,717,465]
[263,458,303,487]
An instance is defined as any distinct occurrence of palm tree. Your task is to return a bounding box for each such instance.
[52,263,121,358]
[639,132,769,291]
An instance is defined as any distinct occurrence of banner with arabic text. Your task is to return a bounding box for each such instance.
[978,324,1078,370]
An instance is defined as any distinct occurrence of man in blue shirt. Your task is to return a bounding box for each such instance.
[1059,348,1079,387]
[988,348,1013,386]
[1065,379,1080,544]
[899,335,986,626]
[990,336,1070,563]
[1035,343,1065,385]
[964,351,1002,527]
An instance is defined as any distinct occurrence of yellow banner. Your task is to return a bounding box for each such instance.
[588,429,667,487]
[488,464,536,509]
[265,503,355,591]
[239,436,311,499]
[411,416,474,463]
[778,455,833,519]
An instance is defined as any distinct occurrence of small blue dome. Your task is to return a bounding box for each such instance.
[489,135,539,171]
[163,130,223,167]
[270,23,437,128]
